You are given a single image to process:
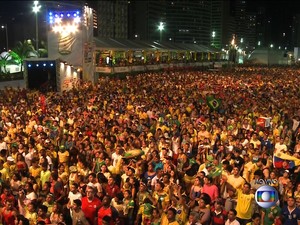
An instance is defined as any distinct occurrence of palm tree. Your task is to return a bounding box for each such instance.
[0,53,10,74]
[38,40,48,58]
[12,40,36,71]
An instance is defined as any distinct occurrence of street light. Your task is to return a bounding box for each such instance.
[33,1,41,51]
[158,22,164,42]
[1,25,8,51]
[212,31,216,46]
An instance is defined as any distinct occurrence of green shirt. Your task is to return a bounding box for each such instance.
[263,205,281,225]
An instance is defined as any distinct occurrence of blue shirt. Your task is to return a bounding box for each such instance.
[281,206,300,225]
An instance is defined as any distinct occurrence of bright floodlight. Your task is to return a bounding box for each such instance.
[212,31,216,38]
[33,1,41,13]
[158,22,164,31]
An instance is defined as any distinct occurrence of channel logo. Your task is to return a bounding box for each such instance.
[255,185,279,208]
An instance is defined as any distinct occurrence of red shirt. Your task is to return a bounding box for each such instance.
[211,207,227,225]
[105,184,121,198]
[97,206,119,225]
[82,196,102,225]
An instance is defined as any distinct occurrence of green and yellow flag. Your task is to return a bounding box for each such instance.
[206,95,221,110]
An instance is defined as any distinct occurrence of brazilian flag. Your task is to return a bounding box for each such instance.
[209,165,222,178]
[206,95,221,110]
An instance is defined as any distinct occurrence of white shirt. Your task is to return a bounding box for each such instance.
[111,152,122,167]
[275,143,287,152]
[68,191,82,207]
[225,219,240,225]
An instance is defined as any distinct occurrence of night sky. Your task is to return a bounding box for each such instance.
[0,0,299,49]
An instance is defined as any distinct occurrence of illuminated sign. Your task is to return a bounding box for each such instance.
[48,10,81,35]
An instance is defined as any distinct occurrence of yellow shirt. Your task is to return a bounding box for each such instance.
[227,175,245,190]
[248,163,259,182]
[161,213,180,225]
[25,210,37,225]
[152,191,170,210]
[243,161,254,183]
[29,166,42,178]
[236,189,254,220]
[0,167,9,181]
[58,151,70,163]
[40,170,51,186]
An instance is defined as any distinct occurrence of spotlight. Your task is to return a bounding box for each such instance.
[43,63,46,66]
[28,64,32,68]
[36,64,39,67]
[50,63,54,67]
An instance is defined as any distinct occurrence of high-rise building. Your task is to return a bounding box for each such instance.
[255,6,266,48]
[245,13,256,50]
[292,15,300,48]
[129,0,215,45]
[211,0,234,49]
[233,0,247,46]
[96,0,128,39]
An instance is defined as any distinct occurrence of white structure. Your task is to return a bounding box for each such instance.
[247,48,289,65]
[0,51,22,74]
[47,6,94,83]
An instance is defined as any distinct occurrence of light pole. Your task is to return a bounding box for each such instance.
[33,1,41,51]
[268,44,273,67]
[212,31,215,47]
[1,25,8,51]
[158,22,164,42]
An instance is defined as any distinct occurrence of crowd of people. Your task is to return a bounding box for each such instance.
[0,66,299,225]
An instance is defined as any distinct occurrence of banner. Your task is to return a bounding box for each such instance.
[257,117,271,128]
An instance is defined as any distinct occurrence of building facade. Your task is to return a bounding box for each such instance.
[96,0,128,39]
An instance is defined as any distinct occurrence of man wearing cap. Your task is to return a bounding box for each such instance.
[4,156,16,178]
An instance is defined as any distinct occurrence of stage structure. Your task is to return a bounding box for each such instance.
[47,6,95,83]
[24,58,80,92]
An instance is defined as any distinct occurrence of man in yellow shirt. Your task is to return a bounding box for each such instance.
[227,167,245,190]
[0,159,9,183]
[161,208,180,225]
[235,183,255,225]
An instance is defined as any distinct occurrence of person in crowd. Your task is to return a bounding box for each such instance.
[97,196,119,225]
[71,199,90,225]
[1,67,300,225]
[225,209,240,225]
[281,196,300,225]
[81,185,101,225]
